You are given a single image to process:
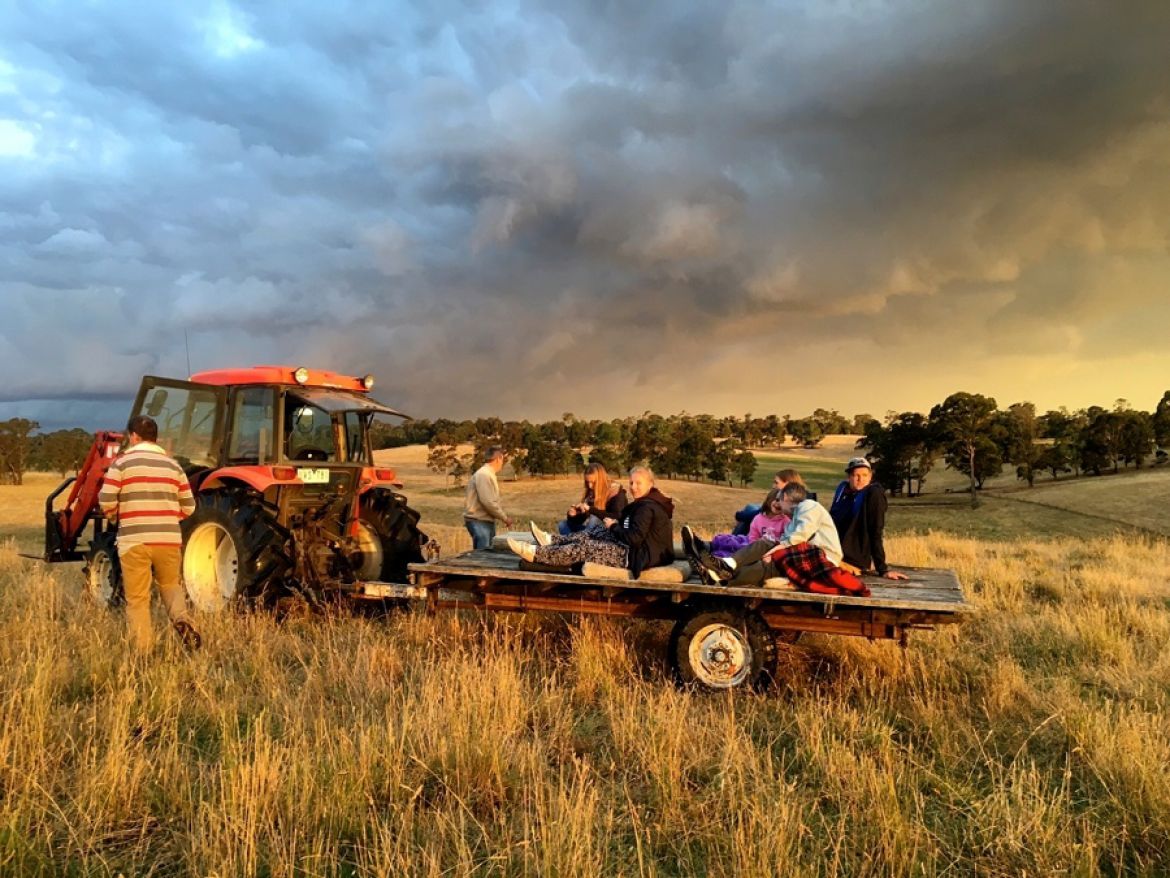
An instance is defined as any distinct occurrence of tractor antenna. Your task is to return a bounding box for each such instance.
[184,330,192,377]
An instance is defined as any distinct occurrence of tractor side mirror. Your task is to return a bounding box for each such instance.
[146,389,169,418]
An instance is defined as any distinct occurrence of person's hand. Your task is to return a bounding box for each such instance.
[602,517,616,528]
[883,570,909,581]
[504,517,513,528]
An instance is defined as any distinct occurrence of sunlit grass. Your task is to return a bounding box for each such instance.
[3,458,1169,874]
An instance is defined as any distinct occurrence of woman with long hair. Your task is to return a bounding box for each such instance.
[557,462,628,535]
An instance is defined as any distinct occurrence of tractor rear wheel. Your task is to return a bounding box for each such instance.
[181,488,292,612]
[351,489,428,583]
[84,532,124,609]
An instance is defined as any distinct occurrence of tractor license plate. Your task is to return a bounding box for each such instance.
[297,468,330,484]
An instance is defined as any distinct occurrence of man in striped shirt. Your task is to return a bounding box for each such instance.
[98,415,201,651]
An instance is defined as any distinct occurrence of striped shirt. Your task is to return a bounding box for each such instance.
[98,442,196,550]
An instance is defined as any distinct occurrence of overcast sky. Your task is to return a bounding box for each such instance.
[2,1,1169,431]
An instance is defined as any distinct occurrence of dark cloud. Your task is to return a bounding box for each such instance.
[2,0,1169,430]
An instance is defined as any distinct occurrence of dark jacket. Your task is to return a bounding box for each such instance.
[829,480,889,575]
[567,486,629,527]
[608,487,674,577]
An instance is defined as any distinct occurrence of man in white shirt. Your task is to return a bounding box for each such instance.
[463,446,512,550]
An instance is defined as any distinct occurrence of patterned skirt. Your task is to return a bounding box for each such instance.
[534,523,628,569]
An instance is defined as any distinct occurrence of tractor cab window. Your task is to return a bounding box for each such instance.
[344,411,368,463]
[138,385,219,468]
[228,387,276,463]
[284,398,337,462]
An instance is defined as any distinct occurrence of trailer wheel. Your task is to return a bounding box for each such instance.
[669,608,776,691]
[84,532,124,609]
[181,488,292,612]
[351,489,428,583]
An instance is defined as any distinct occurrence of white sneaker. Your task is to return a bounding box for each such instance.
[506,537,536,562]
[529,521,553,547]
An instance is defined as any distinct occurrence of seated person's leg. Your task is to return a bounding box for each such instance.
[730,538,778,567]
[726,559,772,588]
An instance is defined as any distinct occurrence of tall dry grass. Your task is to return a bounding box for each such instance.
[1,520,1168,875]
[4,453,1169,875]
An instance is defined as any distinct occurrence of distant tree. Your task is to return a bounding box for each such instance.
[997,403,1041,488]
[787,417,824,448]
[1153,391,1170,448]
[587,444,624,474]
[946,435,1003,490]
[673,419,715,481]
[1035,444,1072,481]
[426,440,458,487]
[930,392,998,506]
[858,412,932,496]
[811,408,851,435]
[1078,408,1120,475]
[1080,407,1141,474]
[1038,407,1088,477]
[36,428,94,477]
[0,418,39,485]
[850,413,875,435]
[1117,410,1154,468]
[451,452,474,487]
[734,449,758,488]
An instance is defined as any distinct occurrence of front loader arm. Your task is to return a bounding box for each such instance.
[44,431,123,562]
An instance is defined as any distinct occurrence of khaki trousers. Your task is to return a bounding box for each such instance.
[119,544,190,651]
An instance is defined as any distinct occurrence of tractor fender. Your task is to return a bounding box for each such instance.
[198,467,283,495]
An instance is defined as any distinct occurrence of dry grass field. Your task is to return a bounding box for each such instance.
[1,448,1168,875]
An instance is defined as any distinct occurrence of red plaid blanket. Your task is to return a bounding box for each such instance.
[769,543,870,597]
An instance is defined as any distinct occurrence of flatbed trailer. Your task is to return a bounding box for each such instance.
[385,547,973,690]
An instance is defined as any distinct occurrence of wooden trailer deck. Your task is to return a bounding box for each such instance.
[389,550,972,689]
[401,551,971,635]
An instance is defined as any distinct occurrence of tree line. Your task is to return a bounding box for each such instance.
[0,421,94,485]
[861,391,1170,506]
[3,391,1168,499]
[394,414,764,488]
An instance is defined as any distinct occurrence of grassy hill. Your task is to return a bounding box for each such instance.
[1,450,1168,874]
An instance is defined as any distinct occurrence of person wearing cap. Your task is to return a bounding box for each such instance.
[829,457,908,580]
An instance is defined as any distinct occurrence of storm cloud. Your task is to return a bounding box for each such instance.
[2,0,1169,430]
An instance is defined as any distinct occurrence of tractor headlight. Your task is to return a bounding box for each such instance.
[293,367,310,385]
[362,374,375,390]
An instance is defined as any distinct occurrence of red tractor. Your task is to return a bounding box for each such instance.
[44,366,430,612]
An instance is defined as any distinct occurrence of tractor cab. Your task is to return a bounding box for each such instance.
[133,370,407,476]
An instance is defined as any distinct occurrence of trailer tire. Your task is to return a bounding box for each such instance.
[351,489,428,583]
[181,488,292,612]
[669,607,776,691]
[84,532,124,609]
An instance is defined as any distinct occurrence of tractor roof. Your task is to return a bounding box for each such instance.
[188,365,372,392]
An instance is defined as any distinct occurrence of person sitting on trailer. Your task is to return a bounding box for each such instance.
[683,482,869,595]
[508,466,674,576]
[557,462,628,535]
[830,457,909,581]
[731,468,805,535]
[707,486,791,558]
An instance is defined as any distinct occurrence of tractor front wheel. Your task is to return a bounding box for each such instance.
[84,532,123,609]
[181,489,292,612]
